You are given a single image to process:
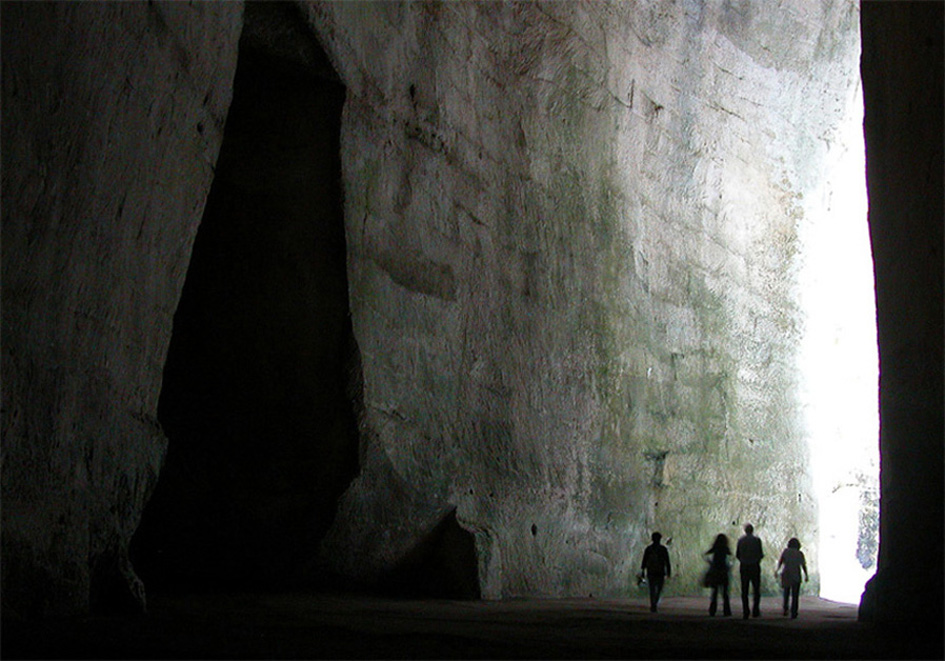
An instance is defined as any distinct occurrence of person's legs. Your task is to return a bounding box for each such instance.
[649,576,664,612]
[790,581,800,618]
[750,567,761,616]
[722,580,732,616]
[740,569,750,618]
[709,586,718,615]
[783,584,790,615]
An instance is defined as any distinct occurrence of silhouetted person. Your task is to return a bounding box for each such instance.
[776,537,809,618]
[704,534,732,616]
[641,532,671,612]
[736,523,764,618]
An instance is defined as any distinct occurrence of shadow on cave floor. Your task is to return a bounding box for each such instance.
[3,594,939,660]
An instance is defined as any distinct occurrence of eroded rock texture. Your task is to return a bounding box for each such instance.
[303,0,862,598]
[129,1,358,593]
[2,0,870,615]
[858,1,943,627]
[1,2,242,615]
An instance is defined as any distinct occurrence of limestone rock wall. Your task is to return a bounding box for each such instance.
[1,0,865,614]
[306,1,861,598]
[1,2,242,615]
[859,1,943,626]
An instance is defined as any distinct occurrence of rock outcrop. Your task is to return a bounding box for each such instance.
[2,0,869,614]
[1,1,242,615]
[858,1,943,627]
[303,0,862,598]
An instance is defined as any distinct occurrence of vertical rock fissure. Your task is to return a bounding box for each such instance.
[130,4,358,593]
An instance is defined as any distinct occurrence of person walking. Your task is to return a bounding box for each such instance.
[703,534,733,616]
[776,537,809,618]
[641,532,671,612]
[736,523,764,618]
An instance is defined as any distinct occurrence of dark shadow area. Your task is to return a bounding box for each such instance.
[3,595,936,660]
[379,509,482,600]
[857,0,944,648]
[130,2,359,594]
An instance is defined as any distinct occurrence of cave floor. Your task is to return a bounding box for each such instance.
[2,592,936,659]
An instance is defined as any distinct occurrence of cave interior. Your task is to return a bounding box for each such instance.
[0,0,941,658]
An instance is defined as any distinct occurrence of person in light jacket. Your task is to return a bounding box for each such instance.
[776,537,809,618]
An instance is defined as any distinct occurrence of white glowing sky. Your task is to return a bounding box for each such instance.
[797,80,879,605]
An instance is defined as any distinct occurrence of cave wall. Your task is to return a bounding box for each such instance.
[1,0,869,614]
[303,0,861,598]
[128,3,358,595]
[858,1,944,626]
[1,2,242,615]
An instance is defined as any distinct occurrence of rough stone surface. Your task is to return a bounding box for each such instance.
[1,0,880,617]
[302,0,862,598]
[1,2,242,616]
[129,2,358,593]
[858,1,944,627]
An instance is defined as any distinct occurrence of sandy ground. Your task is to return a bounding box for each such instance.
[2,593,940,659]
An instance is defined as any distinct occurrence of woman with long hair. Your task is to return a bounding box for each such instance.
[704,534,733,616]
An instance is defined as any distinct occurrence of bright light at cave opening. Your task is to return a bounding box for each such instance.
[798,79,879,605]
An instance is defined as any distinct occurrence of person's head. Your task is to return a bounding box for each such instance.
[710,533,730,553]
[744,523,754,535]
[651,532,662,543]
[787,537,801,550]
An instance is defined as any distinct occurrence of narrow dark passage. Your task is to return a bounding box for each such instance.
[130,5,358,594]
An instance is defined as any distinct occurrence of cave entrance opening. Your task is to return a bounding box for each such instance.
[798,81,879,604]
[130,3,359,594]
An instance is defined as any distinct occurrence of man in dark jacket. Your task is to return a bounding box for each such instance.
[736,523,764,618]
[641,532,671,612]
